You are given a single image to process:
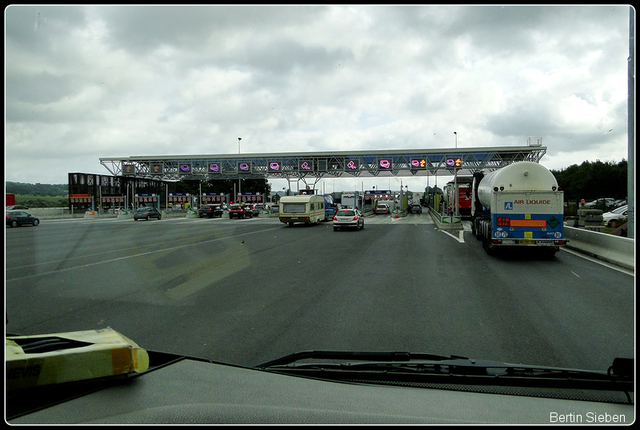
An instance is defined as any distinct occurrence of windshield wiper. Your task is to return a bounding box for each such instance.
[257,351,633,402]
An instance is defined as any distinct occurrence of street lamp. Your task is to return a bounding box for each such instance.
[453,132,459,216]
[238,137,242,199]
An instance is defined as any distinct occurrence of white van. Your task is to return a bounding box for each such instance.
[278,195,325,226]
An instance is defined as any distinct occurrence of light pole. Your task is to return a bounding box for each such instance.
[453,131,459,217]
[238,137,242,201]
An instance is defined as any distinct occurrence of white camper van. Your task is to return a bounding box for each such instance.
[278,195,325,226]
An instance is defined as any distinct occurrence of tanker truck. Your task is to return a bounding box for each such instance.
[471,161,566,256]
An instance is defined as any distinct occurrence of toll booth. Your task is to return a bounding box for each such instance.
[101,196,127,213]
[69,194,95,212]
[168,193,192,211]
[134,193,159,209]
[236,192,264,205]
[201,193,227,204]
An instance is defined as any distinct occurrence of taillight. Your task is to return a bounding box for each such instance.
[333,216,337,221]
[352,216,358,221]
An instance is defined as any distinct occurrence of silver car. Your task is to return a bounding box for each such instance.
[333,208,364,231]
[602,205,628,227]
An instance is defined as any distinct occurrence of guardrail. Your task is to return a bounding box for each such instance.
[564,226,634,271]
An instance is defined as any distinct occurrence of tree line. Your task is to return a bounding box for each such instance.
[550,160,628,203]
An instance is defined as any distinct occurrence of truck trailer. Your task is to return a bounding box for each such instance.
[471,161,566,256]
[443,177,473,217]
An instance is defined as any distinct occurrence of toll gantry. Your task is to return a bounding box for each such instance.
[100,143,547,188]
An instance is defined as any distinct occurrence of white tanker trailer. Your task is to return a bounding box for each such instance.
[471,161,566,256]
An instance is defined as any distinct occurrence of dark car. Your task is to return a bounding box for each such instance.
[409,203,422,214]
[133,207,162,221]
[6,210,40,227]
[228,204,253,219]
[198,204,224,218]
[6,205,30,210]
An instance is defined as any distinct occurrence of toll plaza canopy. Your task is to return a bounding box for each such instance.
[100,145,547,182]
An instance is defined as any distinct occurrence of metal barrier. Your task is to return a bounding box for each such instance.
[564,226,634,271]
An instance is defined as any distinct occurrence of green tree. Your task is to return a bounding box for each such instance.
[551,160,627,202]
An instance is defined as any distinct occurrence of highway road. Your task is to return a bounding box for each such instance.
[5,212,634,372]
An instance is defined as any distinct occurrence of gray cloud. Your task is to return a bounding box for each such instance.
[4,5,632,185]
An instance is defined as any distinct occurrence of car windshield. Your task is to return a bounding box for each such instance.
[4,4,634,424]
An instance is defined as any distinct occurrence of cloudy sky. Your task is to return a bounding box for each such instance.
[4,5,632,192]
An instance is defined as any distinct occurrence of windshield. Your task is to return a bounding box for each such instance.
[4,4,634,424]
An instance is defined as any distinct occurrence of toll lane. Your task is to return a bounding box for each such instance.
[5,214,633,373]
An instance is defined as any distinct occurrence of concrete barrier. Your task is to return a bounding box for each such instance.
[429,208,462,230]
[564,226,634,271]
[83,211,99,219]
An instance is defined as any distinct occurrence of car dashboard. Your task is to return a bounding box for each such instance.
[8,351,634,424]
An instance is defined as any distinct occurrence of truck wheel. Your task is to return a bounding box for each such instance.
[485,241,496,256]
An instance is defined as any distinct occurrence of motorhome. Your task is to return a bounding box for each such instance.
[278,195,326,226]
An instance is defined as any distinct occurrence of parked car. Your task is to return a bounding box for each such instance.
[374,203,390,215]
[198,204,224,218]
[133,207,162,221]
[613,199,627,208]
[584,198,615,208]
[6,210,39,227]
[602,205,628,227]
[228,204,253,219]
[333,208,364,231]
[409,203,423,214]
[5,205,30,210]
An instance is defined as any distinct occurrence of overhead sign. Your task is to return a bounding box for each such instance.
[150,163,163,174]
[446,158,462,167]
[411,158,427,169]
[378,159,392,170]
[345,159,359,171]
[179,164,191,174]
[122,164,136,175]
[238,162,251,173]
[268,161,282,172]
[299,160,313,171]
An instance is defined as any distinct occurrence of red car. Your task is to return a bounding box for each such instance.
[228,204,253,219]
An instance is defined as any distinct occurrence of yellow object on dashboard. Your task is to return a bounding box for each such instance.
[6,327,149,392]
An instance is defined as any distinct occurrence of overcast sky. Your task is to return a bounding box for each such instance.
[4,5,633,192]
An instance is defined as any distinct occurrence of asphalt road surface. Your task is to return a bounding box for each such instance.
[5,213,634,372]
